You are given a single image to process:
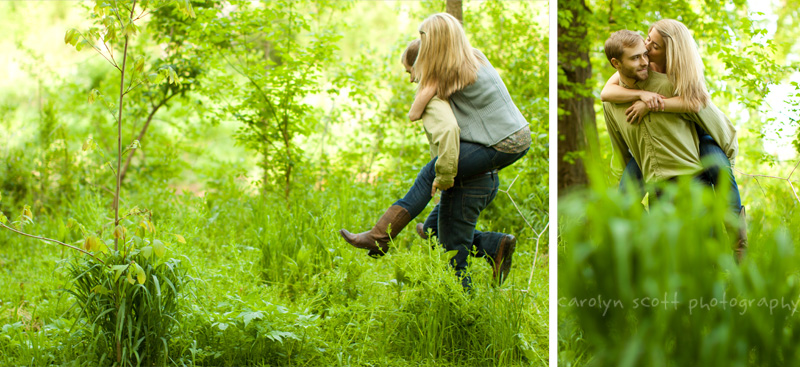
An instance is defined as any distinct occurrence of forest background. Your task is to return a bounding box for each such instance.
[558,0,800,365]
[0,0,549,366]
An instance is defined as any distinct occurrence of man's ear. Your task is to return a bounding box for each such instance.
[610,58,620,69]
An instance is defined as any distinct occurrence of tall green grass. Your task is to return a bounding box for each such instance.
[1,154,547,366]
[559,174,800,366]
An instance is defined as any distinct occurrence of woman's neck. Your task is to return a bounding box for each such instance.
[649,62,666,74]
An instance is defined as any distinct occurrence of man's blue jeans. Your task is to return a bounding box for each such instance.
[393,141,528,288]
[428,171,505,289]
[619,130,741,215]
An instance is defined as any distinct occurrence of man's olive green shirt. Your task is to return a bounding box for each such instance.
[604,71,703,182]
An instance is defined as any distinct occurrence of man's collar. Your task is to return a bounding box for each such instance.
[618,71,647,90]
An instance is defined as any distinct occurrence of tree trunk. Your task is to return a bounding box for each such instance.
[557,0,598,194]
[446,0,463,23]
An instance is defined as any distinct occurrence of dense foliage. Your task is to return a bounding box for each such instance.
[0,1,548,366]
[558,0,800,365]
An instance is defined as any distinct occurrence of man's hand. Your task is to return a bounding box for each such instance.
[431,181,453,197]
[639,91,666,111]
[626,100,650,124]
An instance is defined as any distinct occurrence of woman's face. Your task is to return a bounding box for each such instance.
[645,27,666,66]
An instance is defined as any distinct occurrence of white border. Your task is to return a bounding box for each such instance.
[548,0,557,366]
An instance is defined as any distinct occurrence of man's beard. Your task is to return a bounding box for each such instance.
[620,66,649,82]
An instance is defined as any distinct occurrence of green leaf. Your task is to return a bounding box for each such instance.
[91,284,110,295]
[0,212,7,224]
[123,22,138,37]
[217,322,228,331]
[153,239,166,257]
[64,28,79,45]
[83,236,108,253]
[126,206,141,217]
[111,265,128,283]
[22,205,32,221]
[135,57,145,73]
[134,263,146,284]
[113,225,126,239]
[88,89,100,105]
[265,330,298,344]
[179,0,196,18]
[241,311,264,328]
[121,140,141,157]
[173,234,186,244]
[140,246,153,259]
[76,39,90,52]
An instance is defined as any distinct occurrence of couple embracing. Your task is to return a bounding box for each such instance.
[602,20,747,261]
[339,13,532,290]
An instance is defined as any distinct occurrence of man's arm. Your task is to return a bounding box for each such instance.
[604,103,632,180]
[422,97,460,192]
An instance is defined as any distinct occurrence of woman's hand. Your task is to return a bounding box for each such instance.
[639,91,666,111]
[626,100,650,124]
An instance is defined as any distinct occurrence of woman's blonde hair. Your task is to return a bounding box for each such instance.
[415,13,486,99]
[650,19,710,111]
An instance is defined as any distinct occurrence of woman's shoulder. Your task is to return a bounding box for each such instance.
[472,48,491,66]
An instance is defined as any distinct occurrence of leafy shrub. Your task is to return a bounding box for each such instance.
[67,251,185,366]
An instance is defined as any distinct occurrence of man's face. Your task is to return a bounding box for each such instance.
[614,40,649,82]
[645,28,665,66]
[404,63,416,83]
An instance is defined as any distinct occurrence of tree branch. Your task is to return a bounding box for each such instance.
[498,174,548,294]
[119,91,177,183]
[0,222,107,266]
[734,160,800,204]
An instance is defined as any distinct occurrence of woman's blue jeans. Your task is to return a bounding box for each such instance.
[393,141,528,288]
[619,128,741,215]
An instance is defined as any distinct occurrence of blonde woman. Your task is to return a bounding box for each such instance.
[340,13,532,288]
[600,19,746,260]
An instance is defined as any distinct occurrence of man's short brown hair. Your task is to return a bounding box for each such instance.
[401,39,421,67]
[604,30,644,66]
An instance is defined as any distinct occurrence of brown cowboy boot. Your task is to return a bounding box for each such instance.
[339,205,412,256]
[492,235,517,285]
[734,206,748,263]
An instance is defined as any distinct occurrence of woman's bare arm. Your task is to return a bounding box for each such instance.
[625,95,703,124]
[601,71,665,110]
[660,96,701,113]
[408,84,437,121]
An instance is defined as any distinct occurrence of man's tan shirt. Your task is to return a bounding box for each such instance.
[423,97,460,187]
